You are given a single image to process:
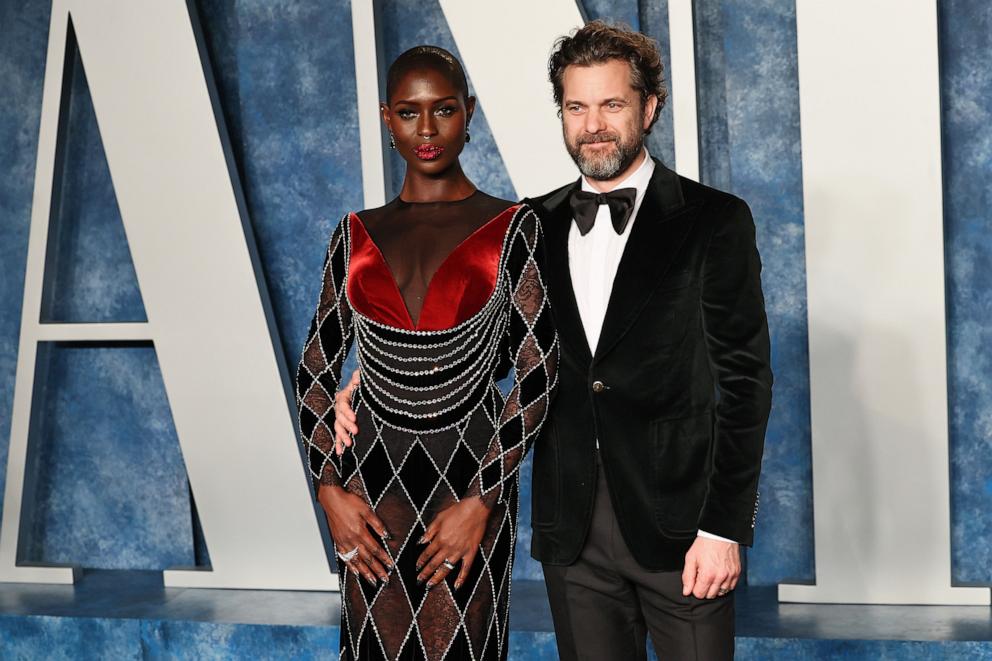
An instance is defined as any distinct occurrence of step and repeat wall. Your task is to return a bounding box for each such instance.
[0,0,989,594]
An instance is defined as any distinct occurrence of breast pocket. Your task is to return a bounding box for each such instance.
[639,274,698,353]
[651,410,713,534]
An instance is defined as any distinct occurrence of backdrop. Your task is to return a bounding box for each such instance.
[0,0,989,587]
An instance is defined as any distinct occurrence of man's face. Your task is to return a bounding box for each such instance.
[560,59,655,181]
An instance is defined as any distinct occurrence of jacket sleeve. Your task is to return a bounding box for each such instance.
[465,207,560,507]
[295,217,355,499]
[697,197,773,545]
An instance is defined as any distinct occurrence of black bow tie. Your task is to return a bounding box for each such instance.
[569,187,637,236]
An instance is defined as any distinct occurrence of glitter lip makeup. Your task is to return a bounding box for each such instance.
[414,144,445,161]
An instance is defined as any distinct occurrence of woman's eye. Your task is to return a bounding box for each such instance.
[436,106,456,117]
[396,109,416,119]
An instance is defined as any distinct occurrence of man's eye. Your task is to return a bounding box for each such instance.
[567,105,583,113]
[607,102,621,110]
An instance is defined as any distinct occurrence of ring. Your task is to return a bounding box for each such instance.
[337,546,359,562]
[717,588,729,596]
[442,559,456,571]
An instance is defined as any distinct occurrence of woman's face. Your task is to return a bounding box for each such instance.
[381,67,474,176]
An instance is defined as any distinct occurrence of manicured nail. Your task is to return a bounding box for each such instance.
[454,581,462,590]
[425,581,433,589]
[416,577,424,585]
[417,536,426,544]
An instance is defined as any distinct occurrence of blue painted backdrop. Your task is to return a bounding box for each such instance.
[0,0,989,588]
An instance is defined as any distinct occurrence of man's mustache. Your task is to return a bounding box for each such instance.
[576,133,620,145]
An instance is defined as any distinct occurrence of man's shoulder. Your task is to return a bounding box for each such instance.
[522,179,578,220]
[675,173,747,213]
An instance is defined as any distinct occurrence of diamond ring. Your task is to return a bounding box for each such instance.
[338,546,360,562]
[442,559,456,571]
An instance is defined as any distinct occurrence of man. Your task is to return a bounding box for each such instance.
[520,20,772,660]
[334,21,772,660]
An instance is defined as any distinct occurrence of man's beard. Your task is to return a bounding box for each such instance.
[565,128,643,180]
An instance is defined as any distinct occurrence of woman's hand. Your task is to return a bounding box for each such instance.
[318,484,393,584]
[333,369,361,455]
[416,497,492,590]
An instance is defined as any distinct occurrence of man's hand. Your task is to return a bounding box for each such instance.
[681,536,741,599]
[333,369,360,455]
[415,497,492,590]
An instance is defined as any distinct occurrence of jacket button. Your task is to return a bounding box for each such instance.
[592,380,605,393]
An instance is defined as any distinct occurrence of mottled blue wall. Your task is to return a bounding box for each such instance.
[939,0,992,584]
[21,344,193,570]
[695,0,814,585]
[0,0,990,590]
[41,41,145,324]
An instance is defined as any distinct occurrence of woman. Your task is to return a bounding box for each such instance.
[295,46,558,660]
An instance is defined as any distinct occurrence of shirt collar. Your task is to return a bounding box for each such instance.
[579,146,655,198]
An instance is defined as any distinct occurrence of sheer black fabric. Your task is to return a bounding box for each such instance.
[295,198,559,660]
[356,191,516,326]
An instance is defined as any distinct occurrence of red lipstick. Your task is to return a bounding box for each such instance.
[414,144,445,161]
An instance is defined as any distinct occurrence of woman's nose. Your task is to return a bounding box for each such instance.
[418,114,438,137]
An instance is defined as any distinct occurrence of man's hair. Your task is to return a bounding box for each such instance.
[548,21,667,133]
[386,45,470,104]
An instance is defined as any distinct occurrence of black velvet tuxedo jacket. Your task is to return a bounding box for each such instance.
[523,159,773,571]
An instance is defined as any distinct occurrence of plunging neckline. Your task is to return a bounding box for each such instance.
[349,205,518,330]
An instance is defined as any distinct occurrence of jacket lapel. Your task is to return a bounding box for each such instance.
[593,161,698,363]
[534,180,594,366]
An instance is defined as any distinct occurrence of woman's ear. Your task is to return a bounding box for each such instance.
[465,95,477,127]
[380,102,392,132]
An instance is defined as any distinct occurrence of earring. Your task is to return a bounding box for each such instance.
[465,130,471,144]
[389,132,396,149]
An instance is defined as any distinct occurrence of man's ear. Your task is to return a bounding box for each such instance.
[642,94,658,131]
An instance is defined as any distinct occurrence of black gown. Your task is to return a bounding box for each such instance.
[296,192,559,660]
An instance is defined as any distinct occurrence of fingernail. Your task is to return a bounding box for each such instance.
[417,536,426,544]
[383,532,392,541]
[416,577,424,585]
[425,581,433,589]
[454,581,462,590]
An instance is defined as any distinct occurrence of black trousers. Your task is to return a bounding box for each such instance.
[542,455,735,661]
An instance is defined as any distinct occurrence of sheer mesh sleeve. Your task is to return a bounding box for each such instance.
[295,217,354,498]
[467,207,560,507]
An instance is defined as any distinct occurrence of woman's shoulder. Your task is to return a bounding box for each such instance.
[467,190,518,218]
[349,200,393,226]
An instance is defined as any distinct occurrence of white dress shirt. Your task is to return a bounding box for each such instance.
[567,148,735,545]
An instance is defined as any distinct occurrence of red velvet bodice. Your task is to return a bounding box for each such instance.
[347,205,519,331]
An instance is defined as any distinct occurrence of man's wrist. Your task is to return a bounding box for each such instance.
[697,529,738,544]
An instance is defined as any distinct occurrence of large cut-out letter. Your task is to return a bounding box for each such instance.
[0,1,335,590]
[780,0,988,605]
